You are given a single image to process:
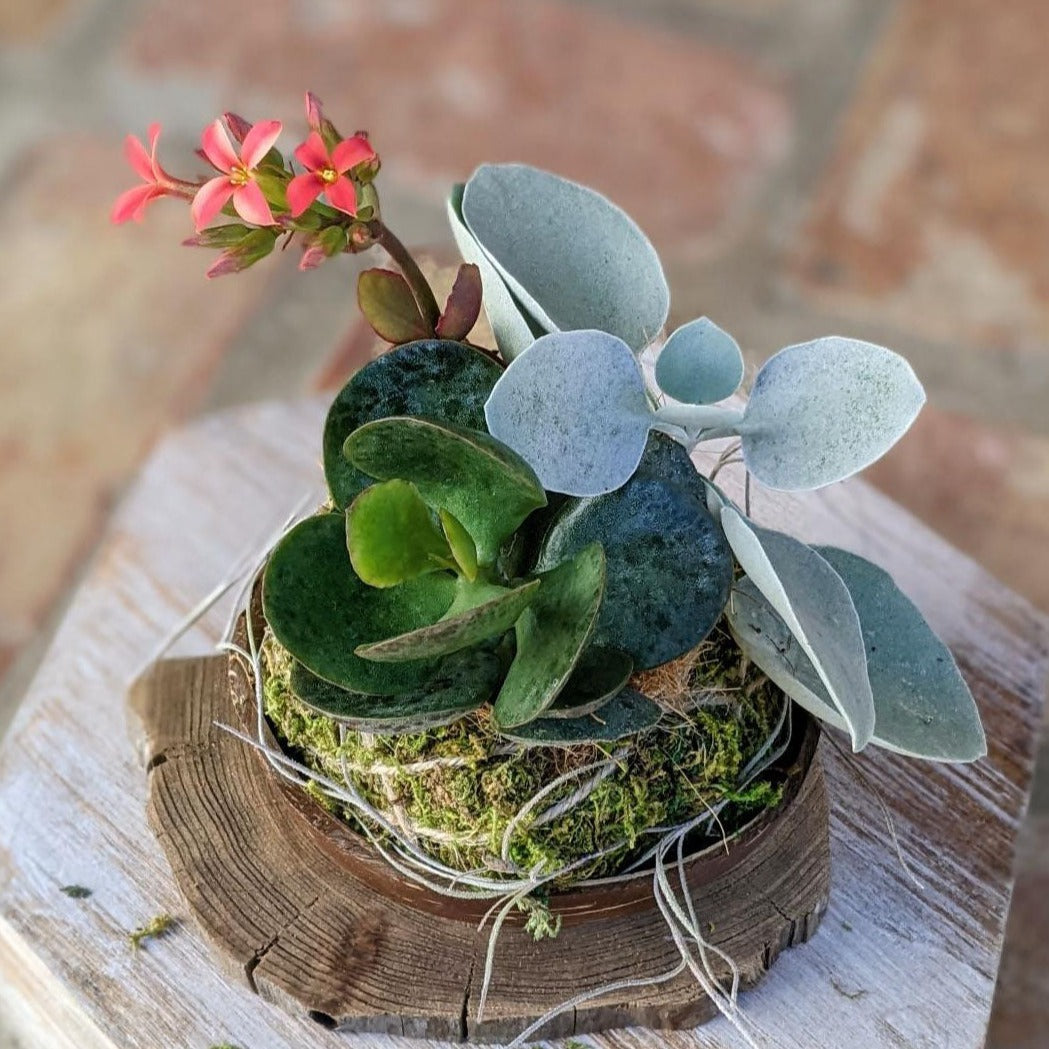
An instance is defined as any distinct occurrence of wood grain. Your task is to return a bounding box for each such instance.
[0,396,1045,1049]
[128,643,828,1040]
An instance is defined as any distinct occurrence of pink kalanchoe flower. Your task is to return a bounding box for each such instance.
[286,132,376,218]
[191,118,282,232]
[111,124,184,223]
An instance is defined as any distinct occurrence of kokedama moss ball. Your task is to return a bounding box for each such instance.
[262,624,787,891]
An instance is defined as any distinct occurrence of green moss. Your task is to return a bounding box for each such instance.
[262,626,785,890]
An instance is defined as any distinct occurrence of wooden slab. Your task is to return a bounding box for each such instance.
[0,396,1046,1049]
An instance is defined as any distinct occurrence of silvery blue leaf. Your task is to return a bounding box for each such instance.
[461,164,669,353]
[655,317,744,405]
[484,330,654,496]
[739,336,925,491]
[720,507,875,750]
[447,184,537,361]
[727,551,986,762]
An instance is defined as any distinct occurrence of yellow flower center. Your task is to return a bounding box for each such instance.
[319,167,338,184]
[229,164,251,187]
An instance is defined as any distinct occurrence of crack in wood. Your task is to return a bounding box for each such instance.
[244,894,322,995]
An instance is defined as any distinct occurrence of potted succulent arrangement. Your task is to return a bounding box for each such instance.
[118,95,986,1043]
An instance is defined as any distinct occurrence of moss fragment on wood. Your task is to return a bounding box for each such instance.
[60,885,92,899]
[129,913,177,951]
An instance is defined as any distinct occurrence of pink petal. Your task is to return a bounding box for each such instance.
[286,173,324,217]
[241,119,282,169]
[325,175,358,216]
[123,134,154,182]
[332,135,375,173]
[191,175,234,231]
[111,184,158,223]
[293,132,330,173]
[201,119,239,173]
[231,180,275,226]
[304,91,324,131]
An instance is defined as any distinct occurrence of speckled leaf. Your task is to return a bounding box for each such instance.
[357,267,434,344]
[440,509,478,581]
[263,512,455,695]
[739,336,926,491]
[492,543,606,730]
[346,480,453,588]
[545,646,633,718]
[500,688,661,746]
[485,330,654,496]
[461,164,669,353]
[435,262,483,341]
[631,432,708,503]
[356,578,540,663]
[323,340,502,509]
[344,417,546,566]
[720,508,875,750]
[447,184,538,361]
[537,476,733,670]
[655,317,744,405]
[289,650,500,733]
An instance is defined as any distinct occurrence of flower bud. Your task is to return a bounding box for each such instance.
[205,227,278,278]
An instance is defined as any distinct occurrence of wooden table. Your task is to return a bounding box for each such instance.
[1,397,1046,1049]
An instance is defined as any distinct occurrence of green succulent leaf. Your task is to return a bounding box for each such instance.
[728,552,985,762]
[738,336,925,491]
[631,432,709,503]
[440,509,479,582]
[355,577,540,663]
[289,650,499,733]
[323,340,502,509]
[344,416,547,566]
[263,512,455,695]
[500,688,661,746]
[346,480,454,588]
[655,317,744,405]
[485,330,654,496]
[357,268,435,344]
[720,507,875,750]
[492,543,606,729]
[435,262,483,341]
[447,184,539,361]
[460,164,669,353]
[537,475,733,670]
[544,646,634,719]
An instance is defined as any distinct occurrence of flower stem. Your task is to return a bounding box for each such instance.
[373,223,442,332]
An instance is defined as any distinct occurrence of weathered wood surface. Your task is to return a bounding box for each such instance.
[0,395,1046,1049]
[129,649,828,1040]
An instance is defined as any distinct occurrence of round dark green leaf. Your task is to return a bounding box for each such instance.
[544,646,633,719]
[492,543,606,730]
[500,688,661,746]
[263,512,455,695]
[355,578,540,663]
[289,650,500,733]
[536,476,733,670]
[323,340,502,509]
[344,416,547,567]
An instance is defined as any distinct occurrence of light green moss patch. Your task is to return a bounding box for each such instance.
[262,626,784,888]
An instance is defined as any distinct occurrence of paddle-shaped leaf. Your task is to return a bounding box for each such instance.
[655,317,744,405]
[729,552,985,761]
[435,262,483,341]
[357,268,434,344]
[738,336,925,491]
[538,474,733,670]
[720,507,875,750]
[440,509,478,582]
[346,480,453,588]
[290,650,500,733]
[492,543,606,729]
[485,330,653,496]
[323,340,502,509]
[263,513,455,695]
[461,164,669,353]
[545,646,633,718]
[355,578,540,663]
[501,688,661,746]
[447,184,538,361]
[344,417,546,566]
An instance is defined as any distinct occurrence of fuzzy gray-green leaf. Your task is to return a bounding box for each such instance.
[655,317,744,405]
[484,330,653,496]
[461,164,669,353]
[739,336,925,491]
